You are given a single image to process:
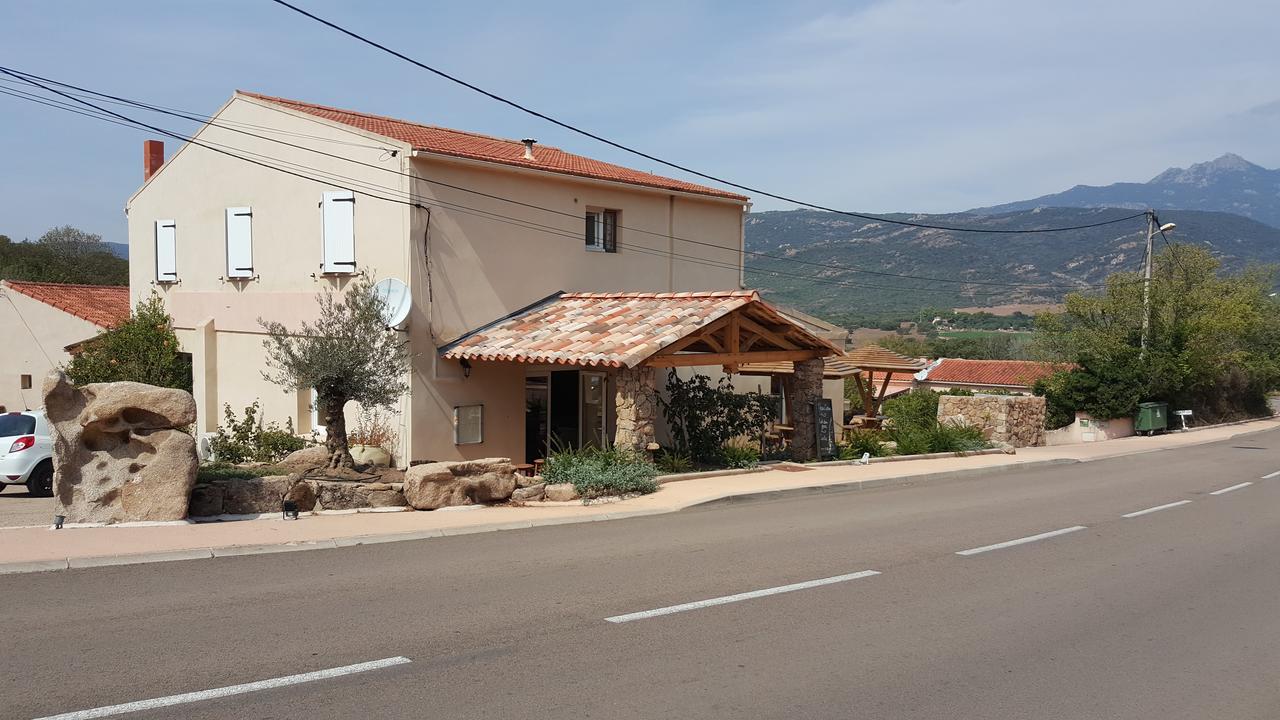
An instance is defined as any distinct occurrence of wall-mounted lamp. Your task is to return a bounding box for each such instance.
[459,359,472,378]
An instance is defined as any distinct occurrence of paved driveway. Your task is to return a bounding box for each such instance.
[0,484,53,527]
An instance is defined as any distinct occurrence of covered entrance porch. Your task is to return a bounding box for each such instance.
[441,291,842,462]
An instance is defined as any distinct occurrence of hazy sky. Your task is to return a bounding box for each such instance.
[2,0,1278,244]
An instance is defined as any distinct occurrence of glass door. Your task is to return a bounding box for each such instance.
[524,375,549,463]
[581,372,607,449]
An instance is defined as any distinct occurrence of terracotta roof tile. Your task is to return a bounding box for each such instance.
[237,92,748,202]
[922,358,1068,388]
[441,291,835,368]
[2,281,129,328]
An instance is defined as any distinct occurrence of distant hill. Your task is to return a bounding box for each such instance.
[744,207,1280,319]
[105,242,128,259]
[973,154,1280,229]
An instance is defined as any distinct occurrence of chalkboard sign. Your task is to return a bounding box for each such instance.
[813,398,836,459]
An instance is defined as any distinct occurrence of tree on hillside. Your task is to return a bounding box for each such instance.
[259,276,410,469]
[38,225,104,246]
[65,293,192,392]
[1034,244,1280,425]
[0,227,127,285]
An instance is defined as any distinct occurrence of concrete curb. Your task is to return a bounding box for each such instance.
[3,419,1275,576]
[685,458,1080,509]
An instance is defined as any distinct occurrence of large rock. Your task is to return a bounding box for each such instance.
[402,457,517,510]
[222,475,295,515]
[314,480,371,511]
[188,484,225,517]
[544,483,580,502]
[43,372,198,524]
[278,445,330,470]
[511,482,546,502]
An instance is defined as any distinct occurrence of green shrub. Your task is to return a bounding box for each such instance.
[887,426,932,456]
[654,450,694,475]
[839,428,890,459]
[719,444,760,469]
[885,422,990,455]
[883,389,941,432]
[196,462,290,483]
[543,446,659,499]
[926,423,990,453]
[64,293,192,392]
[210,401,309,464]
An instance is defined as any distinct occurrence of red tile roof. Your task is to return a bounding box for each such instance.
[2,281,129,329]
[922,359,1067,389]
[441,291,836,368]
[237,92,749,202]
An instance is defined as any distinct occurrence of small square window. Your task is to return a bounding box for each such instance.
[20,374,32,390]
[585,209,618,253]
[454,404,483,445]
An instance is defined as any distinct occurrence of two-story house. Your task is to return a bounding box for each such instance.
[126,92,837,465]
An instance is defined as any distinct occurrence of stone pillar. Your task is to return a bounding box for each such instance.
[614,365,658,453]
[783,358,824,461]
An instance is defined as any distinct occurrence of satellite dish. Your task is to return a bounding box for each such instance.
[373,277,412,329]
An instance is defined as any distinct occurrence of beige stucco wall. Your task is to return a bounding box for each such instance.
[0,287,103,411]
[128,94,747,465]
[1045,412,1135,446]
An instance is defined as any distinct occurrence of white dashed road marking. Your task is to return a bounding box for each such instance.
[1261,470,1280,480]
[34,657,412,720]
[955,526,1087,557]
[1210,482,1253,496]
[1122,500,1192,518]
[606,570,881,623]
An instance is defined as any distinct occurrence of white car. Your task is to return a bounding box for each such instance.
[0,410,54,497]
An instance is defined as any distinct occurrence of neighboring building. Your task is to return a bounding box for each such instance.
[915,358,1064,394]
[0,280,129,410]
[127,92,838,464]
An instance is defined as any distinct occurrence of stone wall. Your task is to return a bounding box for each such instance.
[614,366,658,452]
[937,394,1046,448]
[783,358,825,461]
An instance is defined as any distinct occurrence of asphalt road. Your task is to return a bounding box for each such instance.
[3,429,1279,719]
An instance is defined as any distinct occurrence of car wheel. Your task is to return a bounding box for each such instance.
[26,462,54,497]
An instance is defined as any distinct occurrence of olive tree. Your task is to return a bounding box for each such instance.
[259,276,409,469]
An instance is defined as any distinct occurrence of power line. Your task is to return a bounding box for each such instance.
[266,0,1147,237]
[0,76,1022,299]
[0,66,1143,293]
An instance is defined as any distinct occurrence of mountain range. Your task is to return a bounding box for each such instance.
[743,154,1280,320]
[973,154,1280,229]
[744,206,1280,319]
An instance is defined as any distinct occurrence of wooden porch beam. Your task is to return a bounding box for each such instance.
[646,349,824,368]
[652,314,734,356]
[737,314,799,350]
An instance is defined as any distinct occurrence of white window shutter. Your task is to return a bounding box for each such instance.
[155,219,177,282]
[225,207,254,279]
[321,190,356,273]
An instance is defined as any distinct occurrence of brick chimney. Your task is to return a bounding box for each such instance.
[143,140,165,181]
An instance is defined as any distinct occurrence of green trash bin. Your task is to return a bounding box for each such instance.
[1135,402,1168,435]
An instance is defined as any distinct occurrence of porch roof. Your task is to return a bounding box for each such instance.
[737,354,863,379]
[439,291,842,369]
[844,344,928,373]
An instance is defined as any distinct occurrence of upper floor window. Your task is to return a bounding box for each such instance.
[585,209,618,253]
[225,207,254,279]
[154,219,177,283]
[321,190,357,274]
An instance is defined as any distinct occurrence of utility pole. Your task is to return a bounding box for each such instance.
[1140,210,1156,356]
